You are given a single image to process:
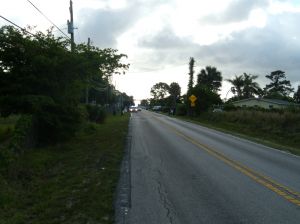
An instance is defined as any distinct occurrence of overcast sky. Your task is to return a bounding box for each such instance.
[1,0,300,102]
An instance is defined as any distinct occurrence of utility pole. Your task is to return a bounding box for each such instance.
[67,0,75,52]
[85,37,91,104]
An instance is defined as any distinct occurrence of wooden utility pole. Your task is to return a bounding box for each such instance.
[85,37,91,104]
[67,0,75,52]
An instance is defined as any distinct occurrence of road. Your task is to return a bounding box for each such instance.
[126,110,300,224]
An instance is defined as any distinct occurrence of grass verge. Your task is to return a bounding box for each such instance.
[0,114,130,224]
[0,115,19,143]
[175,112,300,156]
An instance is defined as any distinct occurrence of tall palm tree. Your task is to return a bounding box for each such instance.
[226,75,244,98]
[242,73,262,98]
[226,73,262,99]
[197,66,222,92]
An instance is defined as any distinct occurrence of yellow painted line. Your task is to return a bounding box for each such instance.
[153,116,300,207]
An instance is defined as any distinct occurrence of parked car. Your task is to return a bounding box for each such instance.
[152,105,162,111]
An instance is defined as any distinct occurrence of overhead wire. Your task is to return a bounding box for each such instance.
[25,0,70,39]
[0,15,35,36]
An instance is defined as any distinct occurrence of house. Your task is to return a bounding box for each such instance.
[232,98,299,109]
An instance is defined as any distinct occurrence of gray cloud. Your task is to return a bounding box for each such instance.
[138,26,193,49]
[75,0,174,47]
[196,12,300,84]
[134,11,300,87]
[75,0,300,89]
[76,6,140,47]
[201,0,269,24]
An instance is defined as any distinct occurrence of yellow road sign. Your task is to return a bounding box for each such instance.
[189,94,197,102]
[189,95,197,107]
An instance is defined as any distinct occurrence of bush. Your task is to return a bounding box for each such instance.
[85,104,107,124]
[176,104,187,116]
[223,103,236,111]
[9,115,36,154]
[35,103,85,144]
[162,106,170,113]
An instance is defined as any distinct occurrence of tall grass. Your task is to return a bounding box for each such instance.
[194,110,300,154]
[0,114,130,224]
[0,115,19,143]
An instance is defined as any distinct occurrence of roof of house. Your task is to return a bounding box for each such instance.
[232,98,298,106]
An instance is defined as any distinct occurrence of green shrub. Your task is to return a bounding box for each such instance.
[35,104,84,144]
[176,104,187,116]
[162,106,170,113]
[85,104,107,124]
[223,103,236,111]
[9,115,35,155]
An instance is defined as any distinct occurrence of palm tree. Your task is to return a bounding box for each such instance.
[197,66,222,92]
[227,73,262,99]
[242,73,262,98]
[226,75,244,98]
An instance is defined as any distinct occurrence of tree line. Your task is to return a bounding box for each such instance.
[0,25,132,145]
[141,57,300,115]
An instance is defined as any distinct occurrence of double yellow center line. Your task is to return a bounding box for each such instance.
[155,116,300,207]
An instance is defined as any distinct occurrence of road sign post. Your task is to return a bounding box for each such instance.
[188,94,197,116]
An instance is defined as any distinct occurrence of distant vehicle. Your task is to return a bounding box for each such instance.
[137,107,142,111]
[212,108,223,113]
[129,106,138,112]
[152,105,162,111]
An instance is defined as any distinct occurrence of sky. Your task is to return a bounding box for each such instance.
[1,0,300,104]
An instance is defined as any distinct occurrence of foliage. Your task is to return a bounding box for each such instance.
[264,70,294,98]
[86,104,107,123]
[0,25,129,144]
[169,82,181,99]
[0,114,130,224]
[223,103,237,111]
[75,44,129,105]
[187,57,195,94]
[120,93,134,108]
[9,115,36,154]
[226,73,262,99]
[150,82,170,100]
[192,110,300,154]
[176,103,187,116]
[140,99,150,107]
[197,66,222,92]
[169,82,181,109]
[226,75,244,98]
[242,73,262,98]
[293,85,300,103]
[0,115,18,143]
[34,104,86,144]
[189,84,222,113]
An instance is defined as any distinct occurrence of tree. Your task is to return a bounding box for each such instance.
[227,73,262,99]
[264,70,294,98]
[294,85,300,103]
[242,73,262,98]
[169,82,181,113]
[75,43,129,105]
[150,82,170,100]
[187,57,195,94]
[140,99,149,107]
[0,25,129,143]
[169,82,181,100]
[189,85,222,113]
[197,66,222,92]
[226,75,244,98]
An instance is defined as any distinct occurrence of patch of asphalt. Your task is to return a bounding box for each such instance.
[114,121,132,224]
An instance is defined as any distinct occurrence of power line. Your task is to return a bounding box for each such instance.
[25,0,70,39]
[0,15,35,36]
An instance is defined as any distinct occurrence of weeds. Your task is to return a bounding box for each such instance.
[192,110,300,154]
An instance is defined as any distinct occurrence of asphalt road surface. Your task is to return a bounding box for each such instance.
[127,110,300,224]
